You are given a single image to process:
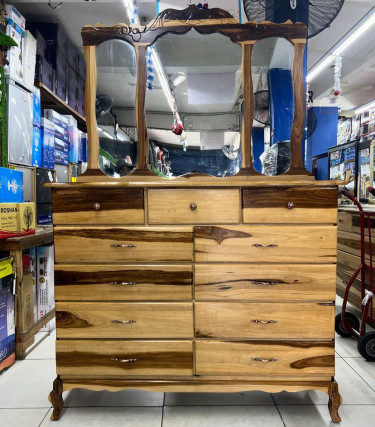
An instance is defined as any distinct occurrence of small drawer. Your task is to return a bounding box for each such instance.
[148,189,240,224]
[242,187,337,224]
[195,264,336,301]
[54,226,193,262]
[194,225,337,263]
[55,264,193,301]
[195,302,334,339]
[56,302,193,339]
[52,188,144,224]
[195,340,334,376]
[57,340,193,376]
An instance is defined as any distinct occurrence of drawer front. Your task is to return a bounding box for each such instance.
[195,340,334,376]
[54,227,193,262]
[56,302,193,338]
[57,340,193,376]
[194,225,337,263]
[52,188,144,225]
[242,187,337,224]
[337,230,374,260]
[195,302,334,339]
[148,189,240,224]
[195,264,336,301]
[55,264,193,301]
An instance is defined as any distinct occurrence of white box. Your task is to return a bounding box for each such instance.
[23,31,37,91]
[36,245,55,321]
[4,23,24,84]
[4,4,25,30]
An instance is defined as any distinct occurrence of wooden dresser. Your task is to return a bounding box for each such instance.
[47,6,342,423]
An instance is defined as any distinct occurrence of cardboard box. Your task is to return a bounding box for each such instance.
[4,4,25,30]
[35,54,54,92]
[55,52,68,102]
[37,245,54,321]
[0,202,36,238]
[41,125,54,169]
[43,109,68,130]
[22,247,38,323]
[41,117,69,143]
[4,22,24,85]
[23,31,37,91]
[32,126,42,167]
[67,125,79,164]
[36,203,52,225]
[0,258,15,373]
[0,167,23,203]
[33,86,41,128]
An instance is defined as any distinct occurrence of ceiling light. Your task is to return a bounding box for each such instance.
[173,75,187,87]
[355,99,375,115]
[307,7,375,83]
[102,131,114,140]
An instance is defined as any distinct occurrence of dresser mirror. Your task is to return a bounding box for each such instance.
[145,30,242,178]
[96,39,138,177]
[252,37,294,175]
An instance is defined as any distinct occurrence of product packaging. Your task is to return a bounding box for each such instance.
[36,245,55,325]
[32,126,42,167]
[23,30,37,91]
[4,21,24,85]
[4,4,25,30]
[0,167,23,203]
[33,86,41,128]
[0,202,36,239]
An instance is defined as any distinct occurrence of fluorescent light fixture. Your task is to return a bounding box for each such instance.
[355,100,375,115]
[122,0,140,24]
[173,75,187,87]
[97,127,103,132]
[307,7,375,83]
[102,131,114,140]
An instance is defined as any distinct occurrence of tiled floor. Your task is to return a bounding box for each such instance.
[1,298,375,426]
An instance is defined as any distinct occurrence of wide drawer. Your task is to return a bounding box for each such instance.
[57,340,193,376]
[54,227,193,262]
[194,225,337,263]
[242,187,337,224]
[55,264,193,301]
[148,189,240,224]
[52,188,144,224]
[195,340,334,376]
[194,264,336,301]
[56,302,193,338]
[195,302,334,339]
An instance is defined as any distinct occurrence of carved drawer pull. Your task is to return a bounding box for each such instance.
[287,201,295,209]
[110,357,137,363]
[252,358,277,363]
[251,319,277,324]
[252,243,278,248]
[251,281,280,286]
[110,244,137,248]
[111,319,136,324]
[109,281,137,286]
[93,203,101,211]
[190,202,197,211]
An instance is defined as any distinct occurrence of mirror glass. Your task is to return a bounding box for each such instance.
[96,39,137,177]
[145,29,242,178]
[251,37,294,175]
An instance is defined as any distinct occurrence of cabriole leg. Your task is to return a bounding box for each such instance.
[328,380,342,423]
[48,376,64,421]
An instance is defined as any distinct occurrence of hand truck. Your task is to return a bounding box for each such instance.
[335,187,375,360]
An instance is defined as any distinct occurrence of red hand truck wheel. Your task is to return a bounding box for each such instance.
[358,332,375,361]
[335,312,360,338]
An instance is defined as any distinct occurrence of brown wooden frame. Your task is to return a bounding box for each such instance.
[81,5,308,179]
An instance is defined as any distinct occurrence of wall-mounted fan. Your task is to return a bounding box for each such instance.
[254,90,270,125]
[96,95,113,118]
[222,144,239,160]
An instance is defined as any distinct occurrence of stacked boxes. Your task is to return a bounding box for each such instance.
[0,202,36,239]
[23,30,37,91]
[36,245,55,331]
[0,167,23,203]
[32,87,42,167]
[43,110,69,166]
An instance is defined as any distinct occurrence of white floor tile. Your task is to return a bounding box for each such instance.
[335,334,361,358]
[64,388,164,407]
[343,357,375,391]
[40,406,162,426]
[0,359,55,408]
[162,406,283,427]
[164,391,274,406]
[0,408,50,427]
[278,404,375,427]
[26,331,56,360]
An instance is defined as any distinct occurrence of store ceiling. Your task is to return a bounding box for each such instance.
[10,0,375,113]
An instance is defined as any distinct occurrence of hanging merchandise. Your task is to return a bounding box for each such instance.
[171,89,187,151]
[333,54,342,97]
[146,46,154,90]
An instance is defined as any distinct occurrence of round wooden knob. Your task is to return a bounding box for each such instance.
[93,203,101,211]
[190,202,197,211]
[287,201,294,209]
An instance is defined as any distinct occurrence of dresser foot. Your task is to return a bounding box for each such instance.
[328,380,342,423]
[49,376,64,421]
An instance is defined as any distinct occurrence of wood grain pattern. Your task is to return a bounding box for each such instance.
[194,225,337,263]
[195,302,334,339]
[195,340,334,376]
[194,264,336,301]
[135,44,148,170]
[55,264,192,301]
[57,340,193,376]
[54,226,193,262]
[52,188,144,224]
[148,189,240,224]
[56,302,193,338]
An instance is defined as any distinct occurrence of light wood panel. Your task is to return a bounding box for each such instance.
[56,302,193,339]
[148,189,240,224]
[194,264,336,301]
[194,225,337,263]
[195,302,335,339]
[195,340,335,376]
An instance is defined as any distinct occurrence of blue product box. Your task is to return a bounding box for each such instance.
[81,134,88,163]
[0,168,23,203]
[54,138,69,153]
[33,87,41,128]
[67,125,79,163]
[32,126,42,167]
[43,109,68,130]
[41,126,54,169]
[55,52,68,102]
[54,150,69,166]
[35,54,54,91]
[41,118,69,143]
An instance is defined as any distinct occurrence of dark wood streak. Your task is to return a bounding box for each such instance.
[318,302,335,306]
[196,279,285,287]
[194,226,251,245]
[199,341,335,349]
[338,235,375,253]
[290,355,334,369]
[56,311,93,329]
[352,215,375,229]
[195,330,216,338]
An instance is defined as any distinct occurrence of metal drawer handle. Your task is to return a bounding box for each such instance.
[251,281,280,286]
[111,357,137,363]
[252,243,278,248]
[190,202,197,211]
[110,244,137,248]
[251,319,277,324]
[93,203,101,211]
[252,358,277,363]
[287,201,295,209]
[110,281,137,286]
[111,319,136,324]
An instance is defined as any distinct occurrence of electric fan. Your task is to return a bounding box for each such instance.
[243,0,345,38]
[222,144,239,160]
[96,95,113,118]
[254,90,270,125]
[306,108,317,138]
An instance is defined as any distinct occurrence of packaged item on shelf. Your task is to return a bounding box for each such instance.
[77,52,86,79]
[55,164,69,183]
[63,115,77,127]
[0,167,23,203]
[35,54,54,91]
[55,52,68,102]
[32,126,42,167]
[76,76,85,116]
[4,21,24,85]
[67,39,79,72]
[41,122,54,169]
[350,116,361,142]
[36,245,54,323]
[337,118,352,145]
[67,125,79,163]
[26,27,48,59]
[23,31,37,91]
[67,66,78,109]
[54,137,69,153]
[0,202,36,239]
[80,133,88,163]
[33,86,41,128]
[4,4,25,30]
[36,203,52,225]
[0,258,15,374]
[43,109,68,130]
[23,247,38,323]
[41,117,69,143]
[54,150,69,166]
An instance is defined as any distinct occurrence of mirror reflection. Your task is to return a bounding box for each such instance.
[96,39,138,177]
[251,37,294,175]
[145,29,243,178]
